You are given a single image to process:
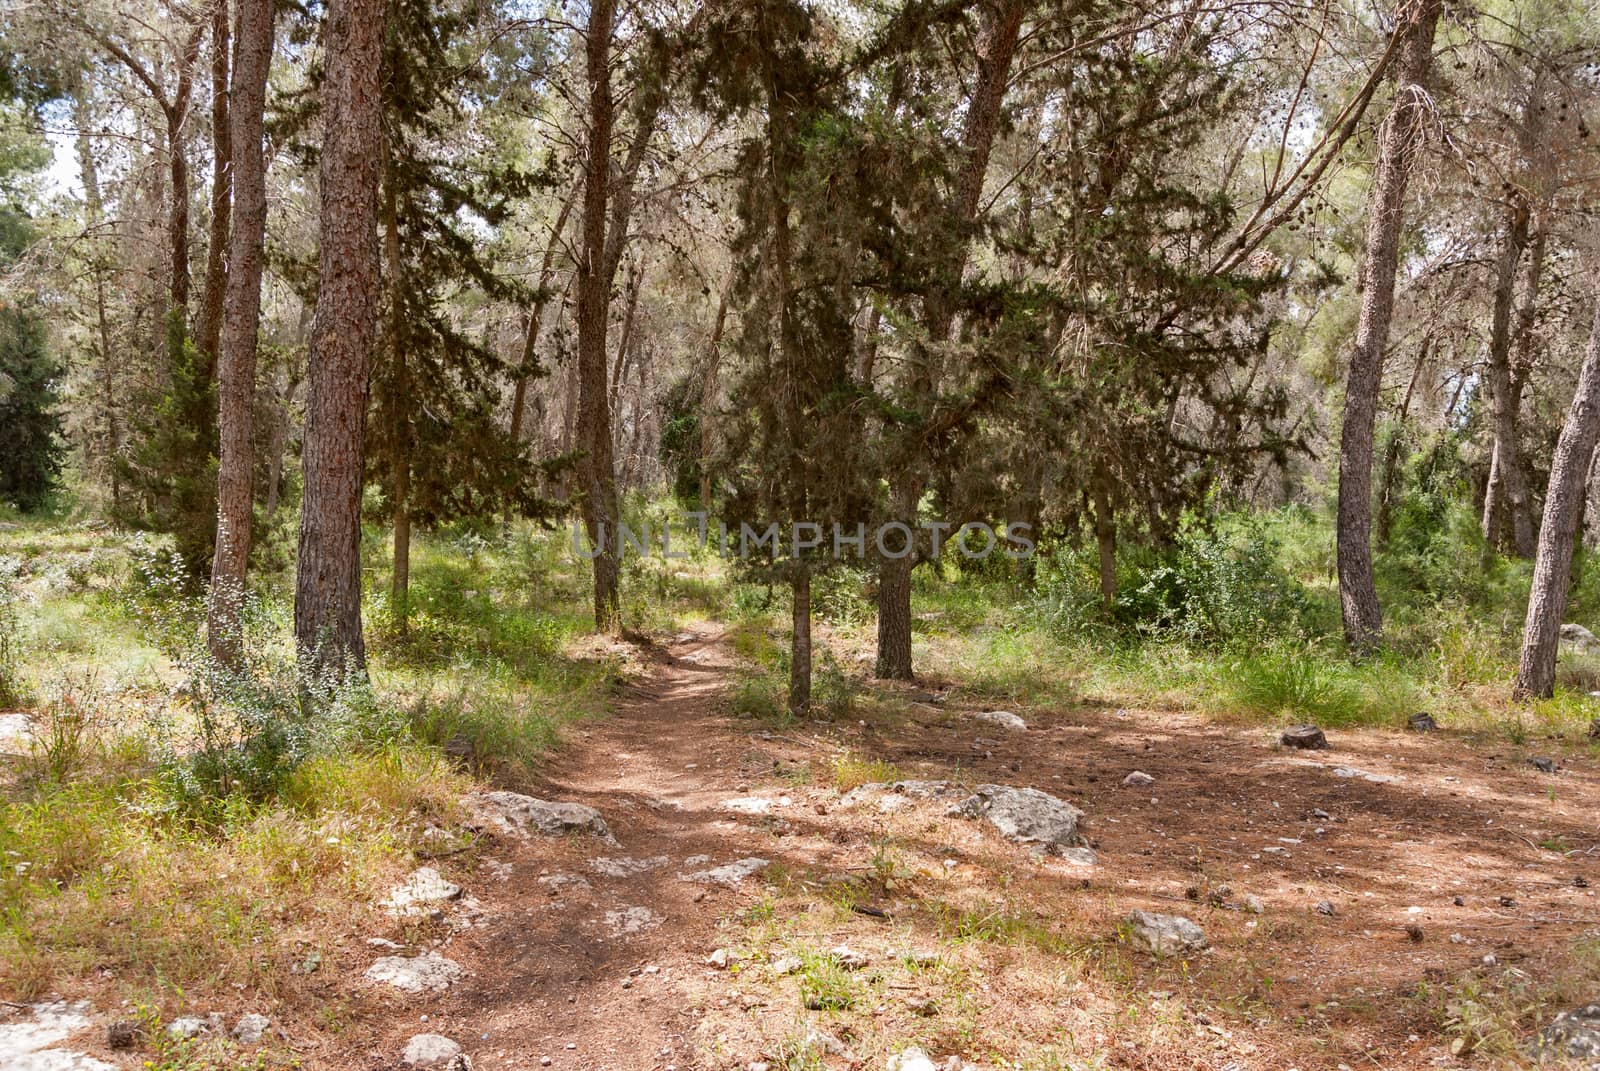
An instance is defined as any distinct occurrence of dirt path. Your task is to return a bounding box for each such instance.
[322,627,1600,1071]
[339,626,793,1070]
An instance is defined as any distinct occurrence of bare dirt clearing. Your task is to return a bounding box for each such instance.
[17,628,1599,1070]
[325,629,1599,1071]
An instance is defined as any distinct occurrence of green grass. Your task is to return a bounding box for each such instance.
[797,948,861,1010]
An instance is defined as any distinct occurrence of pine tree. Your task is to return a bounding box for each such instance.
[367,0,549,631]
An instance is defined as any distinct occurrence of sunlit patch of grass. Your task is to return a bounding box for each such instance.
[797,948,860,1010]
[0,746,451,999]
[832,750,899,791]
[930,898,1081,958]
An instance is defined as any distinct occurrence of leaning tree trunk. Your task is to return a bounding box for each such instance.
[1513,297,1600,700]
[575,0,622,630]
[197,0,230,369]
[1335,0,1441,654]
[699,281,732,510]
[1481,199,1535,557]
[206,0,274,667]
[294,0,386,683]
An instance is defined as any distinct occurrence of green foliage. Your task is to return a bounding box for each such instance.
[0,555,20,706]
[116,318,219,577]
[1113,520,1313,647]
[0,213,62,514]
[797,948,859,1010]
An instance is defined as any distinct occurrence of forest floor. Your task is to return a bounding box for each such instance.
[9,624,1600,1071]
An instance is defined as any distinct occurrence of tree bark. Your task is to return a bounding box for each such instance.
[789,568,812,715]
[1514,296,1600,700]
[73,89,123,515]
[506,183,579,451]
[197,0,231,367]
[575,0,623,630]
[1480,199,1535,557]
[206,0,275,666]
[1334,0,1440,654]
[1092,483,1117,611]
[875,0,1026,680]
[699,281,732,509]
[381,160,413,632]
[294,0,386,682]
[1376,337,1427,546]
[166,30,202,326]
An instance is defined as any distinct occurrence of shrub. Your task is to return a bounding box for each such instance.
[1113,519,1312,648]
[0,555,22,706]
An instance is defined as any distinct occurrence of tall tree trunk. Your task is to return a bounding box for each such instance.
[165,36,201,327]
[1507,222,1547,545]
[206,0,275,666]
[507,185,579,439]
[1376,337,1428,545]
[1481,199,1535,557]
[1091,483,1117,611]
[575,0,622,630]
[1334,0,1441,654]
[790,568,812,715]
[382,162,413,632]
[73,90,123,515]
[294,0,386,681]
[1514,297,1600,700]
[875,0,1026,680]
[197,0,231,367]
[699,281,731,509]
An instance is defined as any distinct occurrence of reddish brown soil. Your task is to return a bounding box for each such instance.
[43,628,1596,1070]
[304,629,1599,1071]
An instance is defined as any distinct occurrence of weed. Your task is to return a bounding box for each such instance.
[832,751,899,791]
[798,948,859,1010]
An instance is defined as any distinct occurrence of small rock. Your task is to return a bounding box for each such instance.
[1406,712,1437,733]
[769,954,802,975]
[801,1029,856,1062]
[948,784,1084,852]
[829,945,870,969]
[1589,717,1600,741]
[233,1013,270,1045]
[1122,911,1207,956]
[1315,900,1337,916]
[403,1034,468,1068]
[705,948,732,969]
[722,796,776,815]
[905,994,938,1016]
[167,1015,213,1040]
[1122,771,1155,786]
[1559,623,1600,653]
[975,710,1027,732]
[107,1020,140,1050]
[680,857,770,885]
[589,855,669,878]
[1311,808,1331,819]
[384,867,463,915]
[1527,756,1558,774]
[887,1047,939,1071]
[603,906,662,935]
[1241,894,1264,914]
[1405,924,1424,943]
[1281,725,1328,750]
[364,952,464,993]
[1529,1002,1600,1062]
[462,791,618,845]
